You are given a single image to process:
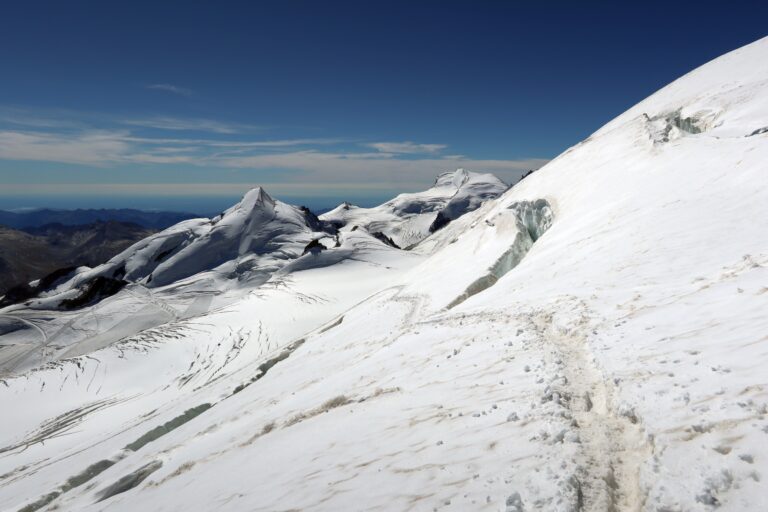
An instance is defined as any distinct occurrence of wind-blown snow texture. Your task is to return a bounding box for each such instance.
[1,37,767,512]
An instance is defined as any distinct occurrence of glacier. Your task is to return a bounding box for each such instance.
[0,36,767,511]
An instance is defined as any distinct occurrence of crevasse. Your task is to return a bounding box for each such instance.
[448,199,553,309]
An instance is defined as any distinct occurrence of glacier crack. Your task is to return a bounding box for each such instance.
[447,199,553,309]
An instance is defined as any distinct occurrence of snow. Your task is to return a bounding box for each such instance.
[320,168,508,248]
[1,36,768,512]
[0,186,432,374]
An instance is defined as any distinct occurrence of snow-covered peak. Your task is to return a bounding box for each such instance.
[16,186,331,314]
[321,168,507,248]
[322,201,358,218]
[217,186,276,222]
[433,167,470,188]
[124,187,313,288]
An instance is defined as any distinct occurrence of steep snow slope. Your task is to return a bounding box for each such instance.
[1,37,768,512]
[321,168,507,248]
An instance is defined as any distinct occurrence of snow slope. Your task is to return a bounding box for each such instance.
[44,186,321,292]
[1,36,768,512]
[321,168,508,248]
[0,187,341,374]
[0,171,504,375]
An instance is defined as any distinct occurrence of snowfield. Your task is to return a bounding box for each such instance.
[1,36,767,512]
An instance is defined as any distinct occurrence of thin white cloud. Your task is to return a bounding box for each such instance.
[0,130,129,166]
[122,136,344,148]
[0,182,407,197]
[0,118,549,196]
[209,138,345,148]
[0,115,81,130]
[0,128,547,185]
[209,150,547,186]
[123,116,260,134]
[126,153,199,164]
[0,129,352,167]
[367,141,447,154]
[145,83,194,97]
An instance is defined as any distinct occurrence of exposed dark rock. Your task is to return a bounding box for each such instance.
[299,206,324,231]
[370,232,400,249]
[302,239,326,255]
[0,266,78,308]
[38,266,77,290]
[60,277,128,310]
[0,283,37,307]
[517,169,536,182]
[0,221,154,297]
[111,264,126,280]
[153,247,176,263]
[428,211,451,233]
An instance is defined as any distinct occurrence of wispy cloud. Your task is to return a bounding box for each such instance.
[366,141,447,154]
[208,150,547,187]
[0,128,547,188]
[0,182,414,197]
[0,130,130,166]
[123,116,260,134]
[145,83,194,97]
[121,136,344,148]
[0,108,549,197]
[0,106,87,130]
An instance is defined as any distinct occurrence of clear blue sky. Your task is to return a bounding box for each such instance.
[1,0,766,212]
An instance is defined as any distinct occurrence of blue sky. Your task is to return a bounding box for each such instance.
[1,0,766,212]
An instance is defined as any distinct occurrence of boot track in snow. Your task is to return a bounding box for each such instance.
[531,305,654,511]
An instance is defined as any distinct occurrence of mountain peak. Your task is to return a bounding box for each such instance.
[320,168,508,248]
[239,186,276,212]
[213,187,276,225]
[433,168,470,188]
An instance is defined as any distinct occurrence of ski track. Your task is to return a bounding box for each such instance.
[0,316,47,345]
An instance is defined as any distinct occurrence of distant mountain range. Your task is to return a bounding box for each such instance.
[0,221,155,296]
[0,208,199,230]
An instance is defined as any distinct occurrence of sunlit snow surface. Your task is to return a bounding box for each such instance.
[320,168,508,249]
[1,37,768,511]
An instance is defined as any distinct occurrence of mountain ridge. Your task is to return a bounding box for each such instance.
[0,208,200,230]
[0,221,155,298]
